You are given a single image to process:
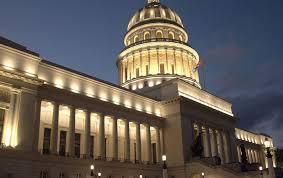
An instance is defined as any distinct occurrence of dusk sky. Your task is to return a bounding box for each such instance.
[1,0,282,147]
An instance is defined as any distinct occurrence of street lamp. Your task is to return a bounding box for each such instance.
[90,164,94,177]
[259,166,263,178]
[139,174,143,178]
[98,172,102,178]
[162,155,168,178]
[201,172,205,178]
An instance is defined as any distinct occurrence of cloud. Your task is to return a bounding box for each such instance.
[207,39,246,62]
[250,111,283,148]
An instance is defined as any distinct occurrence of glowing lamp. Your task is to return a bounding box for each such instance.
[259,166,263,171]
[98,172,102,177]
[162,155,167,161]
[90,165,94,170]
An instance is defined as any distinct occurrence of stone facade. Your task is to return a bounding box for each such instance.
[0,1,277,178]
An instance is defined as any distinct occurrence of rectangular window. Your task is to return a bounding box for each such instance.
[59,131,67,156]
[136,68,140,77]
[0,109,5,142]
[160,64,165,74]
[146,65,149,75]
[75,133,81,158]
[125,68,128,80]
[171,65,175,74]
[90,136,94,158]
[43,128,51,154]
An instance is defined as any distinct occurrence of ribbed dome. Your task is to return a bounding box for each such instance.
[127,2,184,31]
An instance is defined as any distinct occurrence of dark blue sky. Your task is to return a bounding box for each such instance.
[1,0,283,147]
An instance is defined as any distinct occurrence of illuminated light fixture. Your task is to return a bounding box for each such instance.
[139,175,142,178]
[90,164,94,170]
[25,72,36,77]
[132,84,137,90]
[259,166,263,171]
[3,65,14,71]
[148,81,154,87]
[138,83,144,89]
[162,155,167,162]
[97,172,102,177]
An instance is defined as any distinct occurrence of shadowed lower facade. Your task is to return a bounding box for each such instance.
[0,0,277,178]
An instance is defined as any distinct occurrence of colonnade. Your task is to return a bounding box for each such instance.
[39,100,163,164]
[236,146,260,164]
[194,123,236,164]
[120,48,198,84]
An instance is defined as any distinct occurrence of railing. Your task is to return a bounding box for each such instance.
[121,38,192,52]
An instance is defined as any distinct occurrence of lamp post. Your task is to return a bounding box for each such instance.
[162,155,168,178]
[264,139,275,178]
[201,172,205,178]
[90,164,94,177]
[259,166,263,178]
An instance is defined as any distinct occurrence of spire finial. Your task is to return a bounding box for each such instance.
[148,0,160,4]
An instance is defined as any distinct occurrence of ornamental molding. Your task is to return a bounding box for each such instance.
[0,68,44,86]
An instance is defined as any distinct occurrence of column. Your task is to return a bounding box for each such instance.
[204,126,212,157]
[50,102,59,154]
[165,48,169,73]
[83,110,91,158]
[211,129,218,157]
[98,114,105,159]
[228,130,238,162]
[157,48,160,73]
[223,131,231,163]
[181,51,185,75]
[67,106,75,156]
[219,131,225,164]
[2,90,18,146]
[146,124,152,163]
[173,49,177,74]
[140,51,143,75]
[124,119,130,161]
[156,127,161,163]
[136,122,142,163]
[112,117,118,160]
[32,98,42,152]
[148,49,151,74]
[197,124,204,156]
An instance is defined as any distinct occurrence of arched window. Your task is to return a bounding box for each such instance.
[144,32,150,40]
[134,36,139,43]
[168,32,174,39]
[156,30,163,39]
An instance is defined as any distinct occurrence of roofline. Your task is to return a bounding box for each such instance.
[0,36,40,57]
[41,60,161,102]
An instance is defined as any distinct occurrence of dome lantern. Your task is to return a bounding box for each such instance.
[148,0,160,3]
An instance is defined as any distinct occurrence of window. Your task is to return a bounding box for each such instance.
[156,31,163,38]
[59,131,67,156]
[155,8,161,17]
[43,128,51,154]
[171,65,175,74]
[75,133,81,158]
[144,10,150,19]
[59,172,65,178]
[144,32,150,40]
[90,136,94,158]
[146,65,149,75]
[160,64,165,74]
[40,171,48,178]
[125,68,128,80]
[134,36,139,43]
[0,109,5,142]
[168,32,174,39]
[136,68,140,77]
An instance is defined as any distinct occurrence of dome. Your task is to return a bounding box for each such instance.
[127,1,184,31]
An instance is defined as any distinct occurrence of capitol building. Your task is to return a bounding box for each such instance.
[0,0,277,178]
